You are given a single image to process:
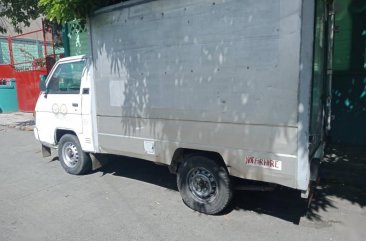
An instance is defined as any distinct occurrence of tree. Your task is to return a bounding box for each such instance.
[38,0,97,24]
[0,0,125,34]
[39,0,124,24]
[0,0,42,33]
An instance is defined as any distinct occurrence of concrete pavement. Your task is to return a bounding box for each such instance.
[0,126,365,241]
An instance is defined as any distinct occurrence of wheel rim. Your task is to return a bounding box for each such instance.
[187,167,218,202]
[62,142,79,168]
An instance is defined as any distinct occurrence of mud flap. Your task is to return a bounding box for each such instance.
[301,158,321,201]
[310,158,321,181]
[89,153,112,171]
[41,145,51,157]
[90,153,102,171]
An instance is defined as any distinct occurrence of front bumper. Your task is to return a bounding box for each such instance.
[33,127,40,141]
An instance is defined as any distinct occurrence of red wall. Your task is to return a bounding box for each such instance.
[15,70,46,112]
[0,65,46,112]
[0,65,15,78]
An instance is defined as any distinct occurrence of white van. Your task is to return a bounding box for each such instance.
[34,0,330,214]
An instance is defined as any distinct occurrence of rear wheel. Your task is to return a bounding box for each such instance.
[58,134,91,175]
[177,155,232,215]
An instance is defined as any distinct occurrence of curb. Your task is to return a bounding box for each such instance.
[0,123,35,131]
[0,113,35,132]
[9,124,35,131]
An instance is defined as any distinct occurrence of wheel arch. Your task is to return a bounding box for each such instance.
[57,130,92,175]
[55,129,77,145]
[169,148,228,174]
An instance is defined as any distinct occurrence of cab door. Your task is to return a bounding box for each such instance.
[35,59,86,146]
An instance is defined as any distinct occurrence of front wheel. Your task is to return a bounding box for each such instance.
[177,155,232,215]
[58,134,91,175]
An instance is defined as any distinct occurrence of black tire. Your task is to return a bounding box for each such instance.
[177,155,232,215]
[58,134,91,175]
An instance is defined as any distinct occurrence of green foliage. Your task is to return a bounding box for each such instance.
[39,0,125,24]
[0,0,42,33]
[0,0,125,33]
[38,0,97,24]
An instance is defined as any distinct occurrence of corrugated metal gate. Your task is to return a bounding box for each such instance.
[0,20,64,112]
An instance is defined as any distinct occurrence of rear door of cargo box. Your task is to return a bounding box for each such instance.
[309,0,329,155]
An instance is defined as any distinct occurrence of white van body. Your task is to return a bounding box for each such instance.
[34,0,329,214]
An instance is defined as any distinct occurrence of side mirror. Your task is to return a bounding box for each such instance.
[40,74,47,92]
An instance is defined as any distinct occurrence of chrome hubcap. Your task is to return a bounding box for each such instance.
[62,142,79,168]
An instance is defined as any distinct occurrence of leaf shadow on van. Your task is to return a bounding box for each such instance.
[88,0,366,226]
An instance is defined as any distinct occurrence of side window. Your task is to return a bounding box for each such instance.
[47,61,86,94]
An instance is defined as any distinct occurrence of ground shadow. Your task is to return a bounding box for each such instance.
[97,154,306,224]
[306,144,366,221]
[96,144,366,224]
[99,155,178,191]
[232,144,366,223]
[226,178,307,224]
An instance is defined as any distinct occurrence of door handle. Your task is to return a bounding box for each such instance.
[82,88,90,94]
[72,103,78,107]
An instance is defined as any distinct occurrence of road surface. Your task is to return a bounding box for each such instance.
[0,127,365,241]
